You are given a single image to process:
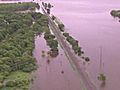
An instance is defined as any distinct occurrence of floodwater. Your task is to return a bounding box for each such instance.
[47,0,120,90]
[1,0,120,90]
[30,35,85,90]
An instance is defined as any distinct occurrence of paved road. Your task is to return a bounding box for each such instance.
[40,5,97,90]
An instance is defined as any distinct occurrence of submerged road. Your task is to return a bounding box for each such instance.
[40,5,97,90]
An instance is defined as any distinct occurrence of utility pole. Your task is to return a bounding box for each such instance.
[99,46,103,73]
[98,46,106,83]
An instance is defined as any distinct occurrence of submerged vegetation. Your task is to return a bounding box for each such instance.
[0,2,49,90]
[110,10,120,18]
[110,10,120,22]
[98,73,106,82]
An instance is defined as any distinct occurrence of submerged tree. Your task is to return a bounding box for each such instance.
[110,10,120,18]
[98,73,106,81]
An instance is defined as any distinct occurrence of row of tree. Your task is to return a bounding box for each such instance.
[0,2,40,12]
[44,29,59,57]
[51,14,90,62]
[63,33,90,62]
[42,2,53,14]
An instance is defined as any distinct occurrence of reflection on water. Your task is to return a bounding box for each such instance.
[100,81,106,88]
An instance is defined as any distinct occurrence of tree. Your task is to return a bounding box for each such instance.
[51,15,56,20]
[48,3,52,9]
[85,57,90,62]
[63,33,69,37]
[58,23,65,32]
[44,3,47,10]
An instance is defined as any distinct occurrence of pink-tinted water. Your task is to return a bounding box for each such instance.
[1,0,120,90]
[0,0,90,90]
[30,35,84,90]
[46,0,120,90]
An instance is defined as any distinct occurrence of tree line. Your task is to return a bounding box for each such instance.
[0,2,40,12]
[0,3,48,89]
